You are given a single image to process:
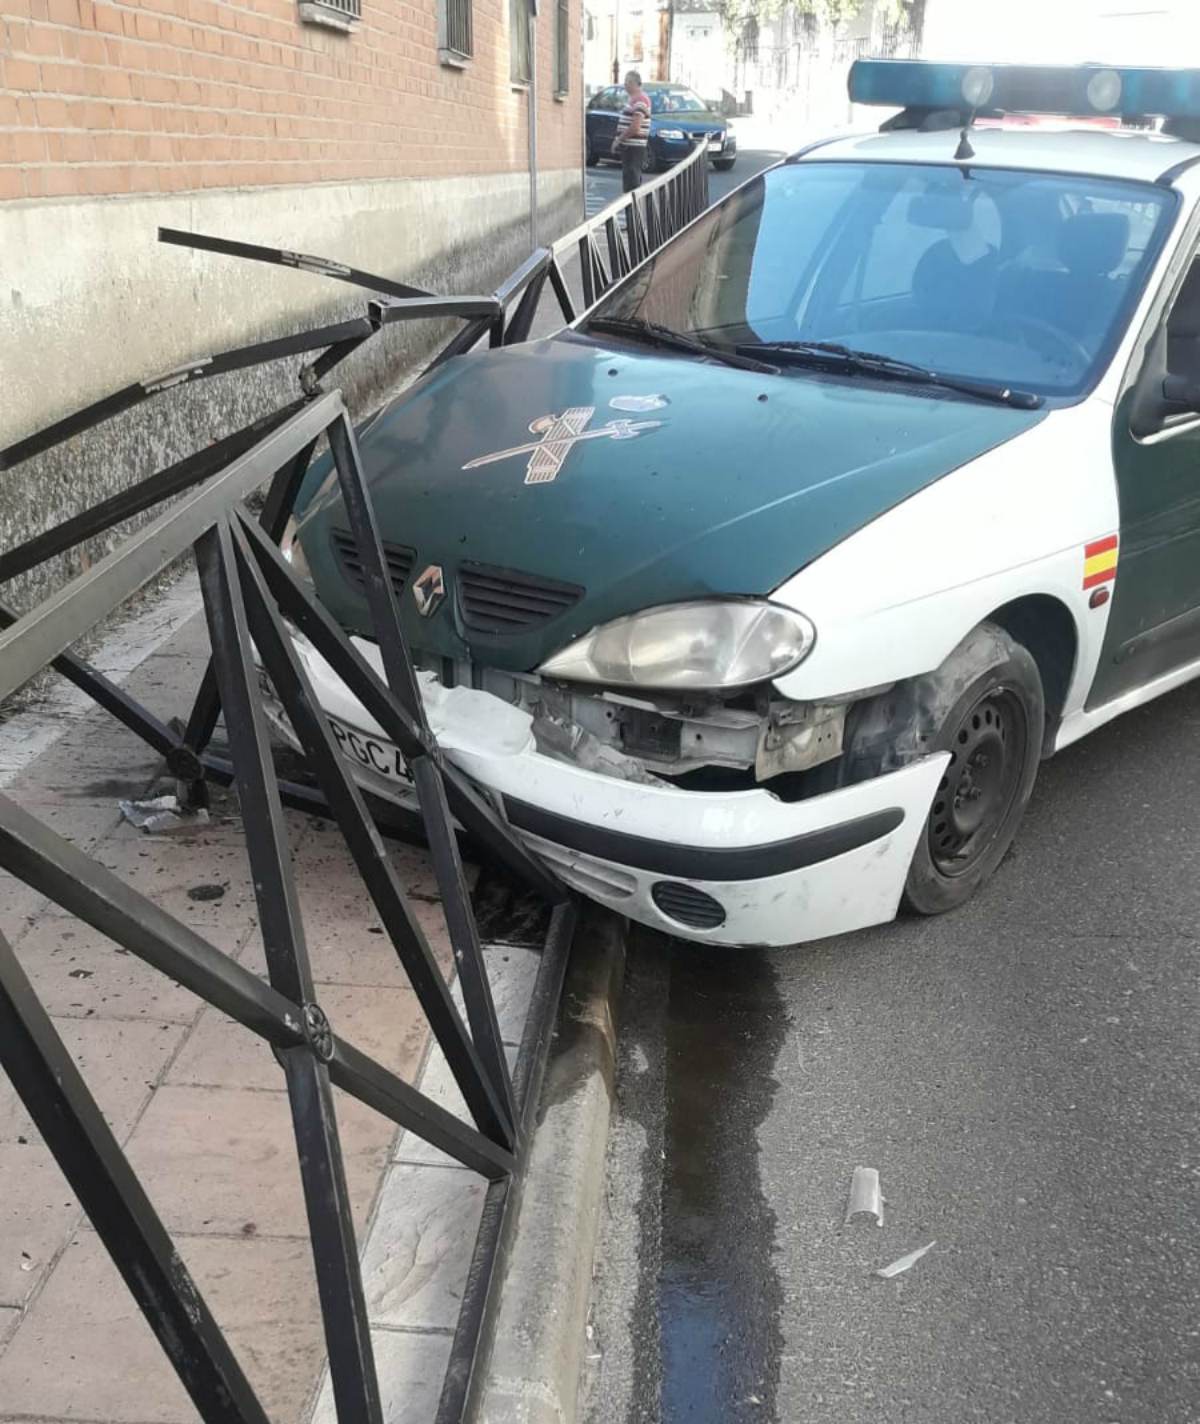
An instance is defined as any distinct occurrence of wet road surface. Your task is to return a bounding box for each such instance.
[583,678,1200,1424]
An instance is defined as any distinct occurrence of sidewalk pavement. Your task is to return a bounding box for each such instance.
[0,569,542,1424]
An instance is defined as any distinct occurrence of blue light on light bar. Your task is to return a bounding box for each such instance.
[848,59,1200,122]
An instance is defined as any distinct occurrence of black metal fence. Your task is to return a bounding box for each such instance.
[552,135,710,310]
[0,138,710,1424]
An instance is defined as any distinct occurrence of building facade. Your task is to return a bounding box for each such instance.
[0,0,583,603]
[657,0,922,124]
[582,0,669,96]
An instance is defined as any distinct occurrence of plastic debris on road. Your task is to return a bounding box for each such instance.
[874,1241,936,1279]
[845,1166,884,1226]
[119,793,210,834]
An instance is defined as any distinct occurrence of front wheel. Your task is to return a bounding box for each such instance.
[840,623,1044,916]
[713,157,736,171]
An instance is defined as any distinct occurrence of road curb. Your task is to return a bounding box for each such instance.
[476,903,627,1424]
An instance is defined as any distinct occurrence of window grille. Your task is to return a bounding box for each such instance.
[442,0,473,59]
[510,0,531,82]
[554,0,569,93]
[298,0,361,28]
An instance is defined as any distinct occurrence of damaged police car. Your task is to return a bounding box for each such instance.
[282,60,1200,946]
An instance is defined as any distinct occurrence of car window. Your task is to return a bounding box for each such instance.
[650,88,707,114]
[842,176,1002,303]
[1165,254,1200,387]
[588,160,1176,399]
[590,88,619,112]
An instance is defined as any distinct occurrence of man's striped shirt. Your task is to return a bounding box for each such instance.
[616,92,651,147]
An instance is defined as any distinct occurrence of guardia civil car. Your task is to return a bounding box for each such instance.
[284,61,1200,947]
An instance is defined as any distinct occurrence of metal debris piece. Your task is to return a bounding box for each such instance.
[845,1166,884,1227]
[119,794,210,834]
[874,1241,936,1279]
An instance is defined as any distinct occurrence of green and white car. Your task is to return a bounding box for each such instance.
[284,61,1200,947]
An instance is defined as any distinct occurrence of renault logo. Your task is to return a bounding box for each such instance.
[412,564,445,618]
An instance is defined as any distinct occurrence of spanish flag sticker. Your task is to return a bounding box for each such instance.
[1083,534,1118,590]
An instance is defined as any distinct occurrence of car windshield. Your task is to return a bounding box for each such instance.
[650,88,708,114]
[585,160,1175,398]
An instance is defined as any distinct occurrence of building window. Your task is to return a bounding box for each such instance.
[440,0,473,62]
[298,0,361,31]
[554,0,569,94]
[510,0,532,83]
[741,15,759,63]
[628,16,643,63]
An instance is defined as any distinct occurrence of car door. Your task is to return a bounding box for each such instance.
[1088,239,1200,708]
[587,87,621,155]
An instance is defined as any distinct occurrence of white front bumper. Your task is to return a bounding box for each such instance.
[289,634,948,948]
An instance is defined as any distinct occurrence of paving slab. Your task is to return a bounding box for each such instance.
[10,912,212,1024]
[123,1082,395,1239]
[0,1229,327,1423]
[0,584,557,1424]
[310,1328,453,1424]
[168,981,430,1092]
[361,1163,488,1330]
[2,718,166,805]
[0,871,52,948]
[0,1015,187,1146]
[0,1144,80,1310]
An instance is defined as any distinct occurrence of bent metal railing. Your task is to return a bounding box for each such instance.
[0,137,710,1424]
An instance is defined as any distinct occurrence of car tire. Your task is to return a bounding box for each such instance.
[586,142,599,166]
[642,145,660,174]
[838,622,1044,916]
[713,157,736,171]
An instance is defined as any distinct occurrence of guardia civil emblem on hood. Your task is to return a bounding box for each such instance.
[462,405,664,485]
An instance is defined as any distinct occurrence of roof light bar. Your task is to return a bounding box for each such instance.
[849,59,1200,122]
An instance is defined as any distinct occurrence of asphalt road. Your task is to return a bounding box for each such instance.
[583,141,787,217]
[583,676,1200,1424]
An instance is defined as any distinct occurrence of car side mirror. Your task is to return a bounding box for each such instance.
[1130,328,1200,437]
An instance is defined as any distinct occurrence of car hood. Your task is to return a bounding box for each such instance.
[296,334,1044,673]
[654,110,725,129]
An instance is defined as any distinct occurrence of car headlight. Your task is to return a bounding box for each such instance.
[537,600,815,691]
[657,128,686,140]
[280,517,313,585]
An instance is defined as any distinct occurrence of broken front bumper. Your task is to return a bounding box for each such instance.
[286,633,949,948]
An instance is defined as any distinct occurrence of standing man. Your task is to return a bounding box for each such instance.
[613,70,652,193]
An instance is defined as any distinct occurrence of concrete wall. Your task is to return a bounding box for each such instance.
[0,164,582,610]
[0,0,586,620]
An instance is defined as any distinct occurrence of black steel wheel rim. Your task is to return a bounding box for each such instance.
[928,685,1028,878]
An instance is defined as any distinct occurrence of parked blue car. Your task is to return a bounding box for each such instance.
[585,82,737,174]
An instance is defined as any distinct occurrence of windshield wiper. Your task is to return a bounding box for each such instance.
[588,317,779,374]
[732,340,1043,409]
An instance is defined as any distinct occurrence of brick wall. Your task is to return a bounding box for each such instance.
[0,0,580,200]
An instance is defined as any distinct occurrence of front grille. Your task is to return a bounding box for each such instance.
[331,529,416,601]
[458,561,583,633]
[651,881,727,930]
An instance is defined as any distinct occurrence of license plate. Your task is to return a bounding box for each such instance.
[708,135,722,148]
[327,716,411,785]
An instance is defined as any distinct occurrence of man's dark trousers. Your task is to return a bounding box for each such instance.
[621,143,644,192]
